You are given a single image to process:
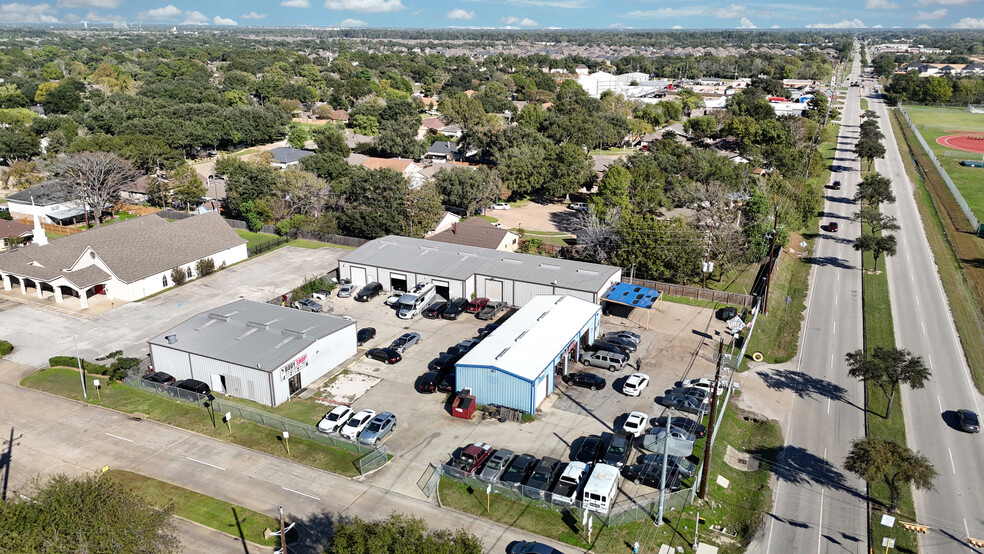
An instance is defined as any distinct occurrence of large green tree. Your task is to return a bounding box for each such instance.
[845,346,930,417]
[324,513,481,554]
[433,165,502,215]
[0,473,178,553]
[844,437,936,512]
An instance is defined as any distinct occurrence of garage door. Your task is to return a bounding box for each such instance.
[433,280,450,301]
[534,372,548,409]
[350,266,367,287]
[390,273,408,292]
[486,279,503,302]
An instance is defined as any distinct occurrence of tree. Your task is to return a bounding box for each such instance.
[594,164,631,214]
[433,165,501,215]
[324,513,482,554]
[683,115,717,141]
[312,124,350,157]
[351,114,379,136]
[854,139,886,171]
[0,473,178,553]
[852,233,897,271]
[372,117,426,159]
[269,168,331,221]
[0,159,43,190]
[844,437,936,512]
[52,152,140,225]
[217,158,280,216]
[515,102,547,130]
[923,76,953,104]
[677,89,704,116]
[845,346,930,418]
[169,164,208,210]
[286,123,309,149]
[854,173,895,208]
[0,127,41,163]
[852,207,900,234]
[333,167,412,238]
[41,79,85,114]
[438,91,490,131]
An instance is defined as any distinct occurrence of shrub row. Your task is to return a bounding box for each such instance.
[47,355,139,381]
[0,340,12,357]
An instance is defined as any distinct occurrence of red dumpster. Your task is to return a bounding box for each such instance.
[452,392,476,420]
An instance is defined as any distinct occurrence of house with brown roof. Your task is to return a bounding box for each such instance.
[0,212,247,308]
[361,157,427,189]
[426,217,520,252]
[330,109,349,122]
[0,220,33,251]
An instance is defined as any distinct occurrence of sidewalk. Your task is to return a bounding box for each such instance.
[0,360,574,553]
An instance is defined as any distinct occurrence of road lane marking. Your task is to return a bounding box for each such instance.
[965,519,970,538]
[817,488,824,554]
[938,395,943,412]
[185,457,225,471]
[922,322,927,335]
[105,433,133,443]
[282,486,320,501]
[948,448,956,474]
[832,321,836,335]
[915,295,920,307]
[827,398,831,415]
[834,294,838,306]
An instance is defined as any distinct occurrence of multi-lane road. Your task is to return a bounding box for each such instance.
[866,48,984,552]
[757,44,868,554]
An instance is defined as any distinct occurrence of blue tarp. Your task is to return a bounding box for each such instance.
[602,282,661,310]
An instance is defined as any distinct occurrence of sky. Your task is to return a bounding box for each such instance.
[3,0,983,31]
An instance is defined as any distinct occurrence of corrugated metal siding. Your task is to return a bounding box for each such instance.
[513,281,552,305]
[150,345,192,380]
[533,372,548,407]
[457,364,535,414]
[190,354,273,406]
[554,287,596,303]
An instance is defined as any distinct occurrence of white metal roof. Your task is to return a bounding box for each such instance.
[458,295,600,382]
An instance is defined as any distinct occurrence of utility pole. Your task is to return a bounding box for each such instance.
[701,222,714,289]
[698,340,724,500]
[656,414,671,525]
[762,206,779,314]
[279,506,287,554]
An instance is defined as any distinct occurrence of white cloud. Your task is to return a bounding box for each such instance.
[771,24,780,28]
[805,18,866,28]
[671,24,682,29]
[952,16,984,27]
[139,4,182,20]
[916,0,975,5]
[915,8,947,18]
[873,24,884,27]
[182,10,208,24]
[446,8,475,19]
[500,15,539,26]
[716,4,746,17]
[241,11,266,19]
[609,22,630,28]
[0,2,58,22]
[918,23,933,27]
[56,0,120,7]
[506,0,592,7]
[281,0,311,7]
[324,0,404,12]
[213,15,237,25]
[739,17,756,27]
[339,17,368,26]
[865,0,899,8]
[628,5,748,18]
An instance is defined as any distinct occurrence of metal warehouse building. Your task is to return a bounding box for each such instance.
[148,299,356,407]
[456,295,602,414]
[337,235,621,306]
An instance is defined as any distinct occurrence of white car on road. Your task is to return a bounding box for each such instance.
[623,411,649,438]
[490,202,510,210]
[340,409,376,440]
[623,373,649,396]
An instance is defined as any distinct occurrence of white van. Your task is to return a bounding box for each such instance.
[582,463,620,514]
[397,283,436,320]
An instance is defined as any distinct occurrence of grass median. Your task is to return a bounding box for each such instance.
[22,368,363,477]
[104,470,281,547]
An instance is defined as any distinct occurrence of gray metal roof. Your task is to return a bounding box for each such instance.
[270,147,315,164]
[148,299,354,372]
[341,236,620,293]
[6,180,75,206]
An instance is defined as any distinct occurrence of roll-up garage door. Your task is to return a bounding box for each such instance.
[433,280,450,301]
[485,279,503,301]
[390,273,408,292]
[350,266,367,286]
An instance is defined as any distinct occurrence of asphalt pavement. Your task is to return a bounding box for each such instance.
[750,44,868,554]
[866,47,984,552]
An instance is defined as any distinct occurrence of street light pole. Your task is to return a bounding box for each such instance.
[71,335,87,399]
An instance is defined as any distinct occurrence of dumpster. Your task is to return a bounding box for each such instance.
[452,390,476,420]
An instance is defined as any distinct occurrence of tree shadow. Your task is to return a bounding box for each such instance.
[817,211,852,220]
[755,369,863,412]
[282,510,335,554]
[547,209,586,235]
[826,196,857,206]
[804,255,856,270]
[749,444,868,503]
[961,258,984,269]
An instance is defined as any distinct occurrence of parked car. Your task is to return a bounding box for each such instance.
[679,377,730,397]
[479,448,515,482]
[466,297,489,313]
[562,372,606,390]
[478,323,500,338]
[575,435,604,464]
[437,372,456,393]
[639,454,697,479]
[500,453,537,485]
[453,442,494,473]
[551,461,589,505]
[649,426,696,444]
[477,301,507,321]
[958,409,980,433]
[509,541,565,554]
[606,330,641,342]
[358,412,396,445]
[417,371,440,393]
[580,350,628,372]
[524,457,562,498]
[430,353,461,373]
[622,373,649,396]
[317,405,354,433]
[602,335,638,352]
[661,393,709,414]
[356,327,376,346]
[337,283,356,298]
[169,379,211,400]
[716,307,738,321]
[442,298,469,320]
[602,434,630,467]
[622,464,684,490]
[623,411,649,438]
[389,332,421,354]
[354,282,383,302]
[602,331,640,345]
[490,202,510,210]
[569,202,588,212]
[447,339,479,357]
[311,289,332,301]
[384,293,403,306]
[141,371,175,387]
[339,409,376,440]
[656,415,707,439]
[292,298,323,312]
[365,348,402,364]
[590,339,631,356]
[422,301,450,319]
[673,386,710,401]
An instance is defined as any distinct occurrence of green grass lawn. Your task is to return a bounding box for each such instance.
[22,368,363,477]
[589,147,636,156]
[861,98,869,111]
[104,470,280,547]
[744,240,812,365]
[234,229,281,250]
[903,105,984,222]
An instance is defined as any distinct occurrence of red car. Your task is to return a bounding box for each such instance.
[466,297,489,313]
[453,442,493,473]
[827,222,839,232]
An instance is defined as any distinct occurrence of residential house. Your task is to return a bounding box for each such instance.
[0,220,33,251]
[6,181,90,225]
[330,109,349,123]
[575,64,589,75]
[269,147,315,169]
[423,141,459,163]
[427,218,520,252]
[361,157,427,189]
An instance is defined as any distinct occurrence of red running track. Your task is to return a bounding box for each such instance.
[936,134,984,155]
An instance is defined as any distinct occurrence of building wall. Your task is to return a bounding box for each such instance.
[455,366,538,414]
[150,343,191,377]
[113,243,248,301]
[7,199,81,220]
[339,261,467,298]
[270,324,357,406]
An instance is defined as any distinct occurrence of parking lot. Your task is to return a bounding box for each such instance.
[314,288,737,502]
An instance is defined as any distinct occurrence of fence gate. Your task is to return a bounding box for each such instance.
[357,446,388,475]
[417,463,442,498]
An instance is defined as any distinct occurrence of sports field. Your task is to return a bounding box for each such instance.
[903,105,984,222]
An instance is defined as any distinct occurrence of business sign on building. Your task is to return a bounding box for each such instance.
[279,353,308,381]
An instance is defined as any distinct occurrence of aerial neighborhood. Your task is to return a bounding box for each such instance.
[0,19,982,554]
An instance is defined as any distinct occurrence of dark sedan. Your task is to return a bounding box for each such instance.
[575,435,604,464]
[357,327,376,346]
[590,340,631,356]
[622,463,684,490]
[596,335,637,352]
[437,372,456,393]
[141,371,176,386]
[417,371,440,393]
[656,415,707,439]
[509,541,565,554]
[422,301,450,319]
[442,298,469,320]
[500,453,537,485]
[365,348,402,364]
[958,409,980,433]
[562,372,606,390]
[661,393,709,414]
[430,352,461,373]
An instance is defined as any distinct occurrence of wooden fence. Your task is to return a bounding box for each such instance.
[621,276,756,309]
[15,218,83,236]
[154,210,368,249]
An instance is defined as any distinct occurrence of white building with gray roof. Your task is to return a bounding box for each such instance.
[338,235,621,306]
[148,299,357,406]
